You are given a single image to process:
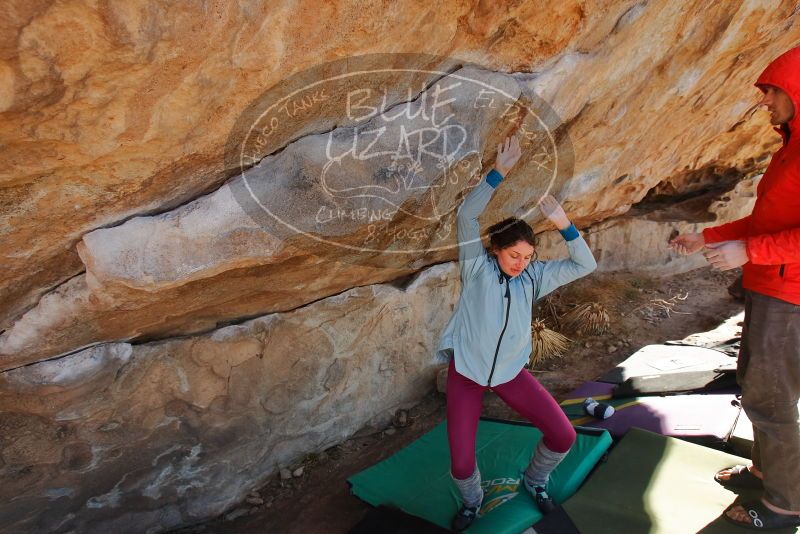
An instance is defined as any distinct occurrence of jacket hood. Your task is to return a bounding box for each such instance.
[755,46,800,143]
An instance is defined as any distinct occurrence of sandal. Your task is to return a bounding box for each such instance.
[715,465,764,489]
[724,500,800,530]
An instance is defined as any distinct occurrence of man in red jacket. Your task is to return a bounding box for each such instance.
[671,47,800,530]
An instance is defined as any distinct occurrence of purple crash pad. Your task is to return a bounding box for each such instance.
[561,381,740,443]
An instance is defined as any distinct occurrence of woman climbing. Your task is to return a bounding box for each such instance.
[436,136,597,531]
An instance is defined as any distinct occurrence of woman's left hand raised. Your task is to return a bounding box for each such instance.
[538,195,571,230]
[494,136,522,177]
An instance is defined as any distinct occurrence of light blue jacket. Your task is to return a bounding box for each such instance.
[437,169,597,387]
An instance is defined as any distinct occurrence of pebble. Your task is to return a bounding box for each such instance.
[225,508,249,521]
[608,346,618,354]
[397,410,409,427]
[584,342,590,348]
[246,496,264,506]
[385,427,397,436]
[436,367,448,393]
[292,467,304,478]
[279,468,292,480]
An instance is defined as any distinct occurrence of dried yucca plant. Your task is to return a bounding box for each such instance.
[530,319,571,367]
[539,293,563,330]
[563,302,610,335]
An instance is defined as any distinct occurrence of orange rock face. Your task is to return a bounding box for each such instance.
[0,1,797,352]
[1,1,799,530]
[0,0,610,331]
[2,2,798,368]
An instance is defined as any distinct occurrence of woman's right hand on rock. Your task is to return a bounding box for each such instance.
[669,232,705,255]
[494,135,522,177]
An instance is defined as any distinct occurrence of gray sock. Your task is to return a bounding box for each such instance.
[451,466,483,508]
[524,441,569,488]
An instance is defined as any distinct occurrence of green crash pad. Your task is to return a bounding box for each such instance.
[563,428,790,534]
[348,418,612,533]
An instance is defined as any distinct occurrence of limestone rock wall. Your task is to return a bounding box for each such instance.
[2,1,800,531]
[585,174,761,274]
[0,264,456,533]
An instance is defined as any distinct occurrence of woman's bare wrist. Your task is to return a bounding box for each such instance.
[494,166,508,178]
[553,218,571,231]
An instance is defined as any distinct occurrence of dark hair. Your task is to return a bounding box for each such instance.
[487,217,537,252]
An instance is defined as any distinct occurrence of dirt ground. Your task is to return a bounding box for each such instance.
[174,267,744,534]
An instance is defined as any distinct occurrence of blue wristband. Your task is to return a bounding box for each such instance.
[559,223,580,242]
[486,169,503,188]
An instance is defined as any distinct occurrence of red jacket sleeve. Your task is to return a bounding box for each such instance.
[746,226,800,265]
[702,216,751,244]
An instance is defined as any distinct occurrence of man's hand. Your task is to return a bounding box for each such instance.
[669,232,705,255]
[538,194,571,231]
[703,240,749,271]
[494,136,522,177]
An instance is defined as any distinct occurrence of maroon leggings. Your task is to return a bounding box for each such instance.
[446,358,576,479]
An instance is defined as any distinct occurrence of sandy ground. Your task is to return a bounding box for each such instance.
[173,267,744,534]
